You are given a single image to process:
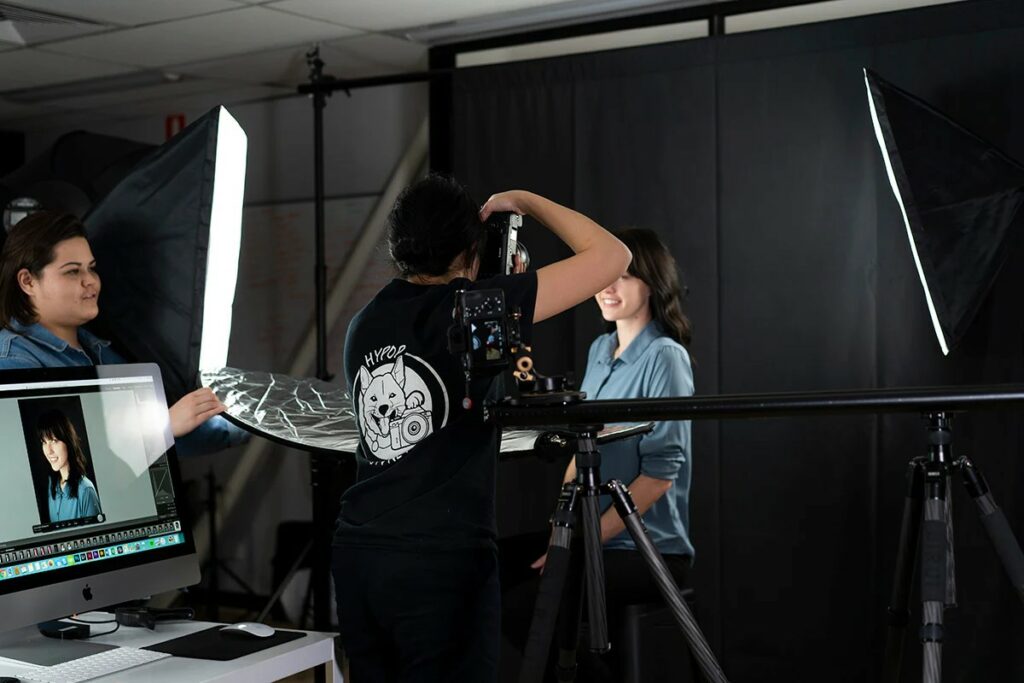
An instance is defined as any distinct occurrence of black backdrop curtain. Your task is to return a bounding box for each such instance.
[446,0,1024,680]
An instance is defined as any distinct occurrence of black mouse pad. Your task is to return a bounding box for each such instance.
[143,626,306,660]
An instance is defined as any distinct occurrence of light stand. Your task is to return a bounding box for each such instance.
[305,46,337,650]
[881,413,1024,683]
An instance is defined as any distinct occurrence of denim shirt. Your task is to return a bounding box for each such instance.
[580,320,695,557]
[0,319,122,368]
[0,320,248,457]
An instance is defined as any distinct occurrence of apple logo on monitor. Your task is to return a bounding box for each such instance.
[82,585,93,601]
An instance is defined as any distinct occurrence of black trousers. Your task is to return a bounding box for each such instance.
[501,546,691,682]
[333,544,501,683]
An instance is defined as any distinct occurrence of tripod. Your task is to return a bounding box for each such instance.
[882,412,1024,683]
[517,425,729,683]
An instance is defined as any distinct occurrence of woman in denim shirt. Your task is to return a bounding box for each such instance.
[0,211,246,456]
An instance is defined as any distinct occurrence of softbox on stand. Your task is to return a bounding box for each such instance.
[864,68,1024,355]
[85,106,247,402]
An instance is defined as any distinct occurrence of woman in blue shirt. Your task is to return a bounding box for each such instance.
[37,408,102,523]
[0,211,245,455]
[535,227,695,680]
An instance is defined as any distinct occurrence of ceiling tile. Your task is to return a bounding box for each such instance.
[9,0,244,27]
[0,18,109,46]
[174,46,320,88]
[267,0,567,32]
[39,6,360,68]
[0,84,289,131]
[115,84,292,117]
[0,98,67,123]
[42,78,232,111]
[176,33,426,87]
[320,34,427,78]
[0,48,135,91]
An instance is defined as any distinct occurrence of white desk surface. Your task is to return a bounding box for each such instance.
[0,614,341,683]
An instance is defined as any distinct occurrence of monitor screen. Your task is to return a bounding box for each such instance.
[0,364,198,632]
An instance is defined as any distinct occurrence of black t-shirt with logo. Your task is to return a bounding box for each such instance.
[335,273,537,550]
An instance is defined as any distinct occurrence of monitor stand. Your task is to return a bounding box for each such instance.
[0,624,115,667]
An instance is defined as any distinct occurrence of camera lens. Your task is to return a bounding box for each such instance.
[515,242,530,270]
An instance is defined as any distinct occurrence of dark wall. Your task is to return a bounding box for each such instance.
[443,0,1024,680]
[0,130,25,177]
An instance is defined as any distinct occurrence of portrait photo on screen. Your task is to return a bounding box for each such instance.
[18,396,104,532]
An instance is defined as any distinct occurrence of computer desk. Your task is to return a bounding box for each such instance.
[0,613,342,682]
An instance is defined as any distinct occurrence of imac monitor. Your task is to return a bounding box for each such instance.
[0,363,198,632]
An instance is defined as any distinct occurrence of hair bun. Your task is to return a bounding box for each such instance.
[386,175,482,277]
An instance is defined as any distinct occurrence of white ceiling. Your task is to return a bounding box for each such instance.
[1,0,688,130]
[0,0,960,131]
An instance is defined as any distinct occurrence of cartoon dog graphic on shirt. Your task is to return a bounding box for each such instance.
[358,355,433,457]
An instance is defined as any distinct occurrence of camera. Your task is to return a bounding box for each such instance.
[478,211,528,278]
[448,288,581,410]
[447,287,535,410]
[386,405,432,449]
[449,289,517,373]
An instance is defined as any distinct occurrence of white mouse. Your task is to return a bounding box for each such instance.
[220,622,276,639]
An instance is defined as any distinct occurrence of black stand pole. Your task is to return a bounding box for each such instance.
[918,414,952,683]
[207,467,219,622]
[203,467,258,621]
[310,50,329,381]
[882,413,1024,683]
[518,427,727,683]
[306,46,337,683]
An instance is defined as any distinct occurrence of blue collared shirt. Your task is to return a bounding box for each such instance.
[0,319,248,457]
[49,475,102,522]
[580,320,695,557]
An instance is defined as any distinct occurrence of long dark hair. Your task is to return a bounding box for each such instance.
[387,174,486,278]
[610,228,693,350]
[0,211,88,327]
[36,409,90,499]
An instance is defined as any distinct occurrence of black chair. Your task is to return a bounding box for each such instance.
[619,589,702,683]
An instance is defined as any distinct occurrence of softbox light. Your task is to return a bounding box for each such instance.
[864,68,1024,355]
[85,106,247,401]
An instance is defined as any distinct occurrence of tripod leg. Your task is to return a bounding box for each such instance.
[519,484,578,683]
[920,485,948,683]
[580,493,609,653]
[882,458,926,683]
[919,413,957,683]
[605,480,730,683]
[572,436,610,655]
[554,538,585,682]
[958,457,1024,603]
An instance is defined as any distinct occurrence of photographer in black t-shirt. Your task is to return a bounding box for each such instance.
[333,174,631,683]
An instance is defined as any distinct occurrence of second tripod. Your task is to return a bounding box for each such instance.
[517,426,728,683]
[882,412,1024,683]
